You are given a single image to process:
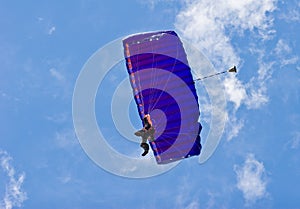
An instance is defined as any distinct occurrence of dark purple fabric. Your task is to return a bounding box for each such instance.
[123,31,202,164]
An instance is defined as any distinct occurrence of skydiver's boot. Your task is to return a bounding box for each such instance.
[134,129,145,137]
[140,143,149,156]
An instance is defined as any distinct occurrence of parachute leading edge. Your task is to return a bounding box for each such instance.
[123,31,202,164]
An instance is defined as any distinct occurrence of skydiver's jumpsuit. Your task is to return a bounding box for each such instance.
[135,114,155,156]
[141,115,155,143]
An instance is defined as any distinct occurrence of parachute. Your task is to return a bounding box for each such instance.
[123,31,202,164]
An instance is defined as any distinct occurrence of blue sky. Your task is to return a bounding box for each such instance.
[1,0,300,208]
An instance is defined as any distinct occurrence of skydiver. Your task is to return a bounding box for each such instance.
[134,114,155,156]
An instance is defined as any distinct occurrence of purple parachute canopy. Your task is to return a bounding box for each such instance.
[123,31,202,164]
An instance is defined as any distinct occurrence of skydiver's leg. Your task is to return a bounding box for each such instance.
[141,133,148,144]
[134,129,145,137]
[140,142,149,156]
[135,128,152,156]
[140,133,149,156]
[148,128,155,142]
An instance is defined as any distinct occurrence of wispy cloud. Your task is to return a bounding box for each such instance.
[46,112,69,124]
[279,1,300,22]
[0,150,27,209]
[36,17,56,35]
[243,38,298,109]
[223,76,247,110]
[175,0,276,69]
[50,68,65,82]
[54,129,79,149]
[175,0,278,140]
[139,0,178,10]
[274,39,299,67]
[48,26,56,35]
[234,154,268,204]
[243,48,273,109]
[0,90,20,103]
[48,59,73,99]
[174,176,200,209]
[287,131,300,149]
[57,174,72,184]
[226,114,244,141]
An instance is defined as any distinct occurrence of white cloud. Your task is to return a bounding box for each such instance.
[240,39,299,111]
[54,129,78,149]
[242,46,279,109]
[279,3,300,22]
[288,131,300,149]
[183,201,200,209]
[281,56,299,66]
[274,39,299,67]
[226,115,244,141]
[139,0,178,10]
[36,17,56,35]
[224,76,247,109]
[46,112,68,123]
[175,0,277,140]
[175,0,276,69]
[48,26,56,35]
[58,175,72,184]
[234,154,268,204]
[0,150,27,209]
[175,176,200,209]
[245,86,269,109]
[275,39,292,55]
[47,58,73,99]
[37,17,44,22]
[50,68,65,81]
[0,90,20,103]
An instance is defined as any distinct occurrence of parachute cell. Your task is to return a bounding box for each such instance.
[123,31,202,164]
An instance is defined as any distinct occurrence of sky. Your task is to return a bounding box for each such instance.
[0,0,300,208]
